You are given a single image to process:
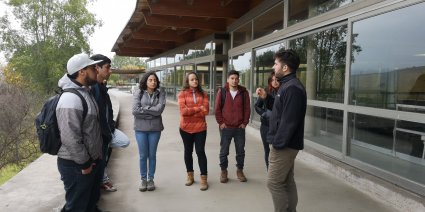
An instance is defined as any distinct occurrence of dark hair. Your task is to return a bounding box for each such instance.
[183,72,204,93]
[139,71,160,91]
[68,72,79,79]
[90,54,111,67]
[227,70,239,77]
[274,49,300,72]
[267,72,279,93]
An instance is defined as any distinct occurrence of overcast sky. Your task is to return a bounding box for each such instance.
[0,0,137,65]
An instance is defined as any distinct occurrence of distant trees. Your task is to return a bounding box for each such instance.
[0,0,101,92]
[0,0,100,176]
[0,69,41,170]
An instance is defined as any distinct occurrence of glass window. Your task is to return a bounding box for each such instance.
[198,42,212,58]
[196,63,210,91]
[175,51,184,63]
[350,3,425,110]
[288,0,352,26]
[348,113,425,185]
[160,58,166,66]
[215,61,224,89]
[254,2,284,39]
[162,67,175,99]
[196,62,211,105]
[252,42,286,122]
[154,59,161,67]
[167,55,174,64]
[305,106,343,151]
[212,40,224,55]
[231,52,252,91]
[175,66,185,88]
[289,25,348,103]
[233,22,252,48]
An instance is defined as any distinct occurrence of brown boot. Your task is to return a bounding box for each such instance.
[185,171,194,186]
[200,175,208,191]
[237,169,247,182]
[220,169,228,183]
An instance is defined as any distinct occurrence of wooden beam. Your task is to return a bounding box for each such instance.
[132,30,193,42]
[116,50,155,57]
[142,10,226,31]
[118,47,162,55]
[120,39,175,50]
[147,0,248,19]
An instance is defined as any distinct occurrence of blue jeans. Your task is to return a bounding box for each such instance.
[219,128,246,169]
[58,158,101,212]
[135,131,161,180]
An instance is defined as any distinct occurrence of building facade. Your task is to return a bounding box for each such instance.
[114,0,425,197]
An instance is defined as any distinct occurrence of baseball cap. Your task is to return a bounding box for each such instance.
[67,53,103,75]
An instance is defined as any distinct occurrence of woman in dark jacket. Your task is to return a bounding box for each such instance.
[255,72,280,169]
[132,71,166,192]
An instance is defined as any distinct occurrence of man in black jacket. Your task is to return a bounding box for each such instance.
[90,54,117,192]
[267,49,306,212]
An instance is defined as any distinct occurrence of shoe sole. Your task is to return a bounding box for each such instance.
[147,187,155,191]
[139,188,147,192]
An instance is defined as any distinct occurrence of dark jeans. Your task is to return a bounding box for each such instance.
[98,139,111,184]
[219,128,245,169]
[260,124,270,169]
[58,158,101,212]
[180,129,208,175]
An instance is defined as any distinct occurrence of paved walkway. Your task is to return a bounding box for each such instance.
[0,90,399,212]
[98,90,397,212]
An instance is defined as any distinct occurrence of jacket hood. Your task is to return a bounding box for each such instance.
[58,74,83,90]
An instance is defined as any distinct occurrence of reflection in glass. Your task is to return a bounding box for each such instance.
[348,113,425,184]
[215,61,224,89]
[175,66,185,88]
[305,106,343,151]
[184,43,212,60]
[252,43,285,122]
[233,22,252,48]
[175,51,184,63]
[212,41,224,55]
[288,0,352,26]
[167,56,174,64]
[350,3,425,110]
[231,52,252,91]
[289,25,349,103]
[162,68,176,99]
[196,62,211,106]
[254,2,283,39]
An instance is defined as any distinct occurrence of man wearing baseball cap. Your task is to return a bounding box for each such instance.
[56,53,105,212]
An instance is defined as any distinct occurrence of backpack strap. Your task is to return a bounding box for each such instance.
[63,88,88,120]
[220,87,226,110]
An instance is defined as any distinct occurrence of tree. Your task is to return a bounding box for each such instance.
[112,55,146,69]
[0,68,41,170]
[0,0,101,93]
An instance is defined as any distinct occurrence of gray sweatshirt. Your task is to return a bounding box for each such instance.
[56,74,102,169]
[132,87,166,131]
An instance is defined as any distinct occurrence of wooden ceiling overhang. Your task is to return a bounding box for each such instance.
[112,0,264,57]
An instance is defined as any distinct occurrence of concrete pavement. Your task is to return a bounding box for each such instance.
[0,90,399,212]
[98,90,397,212]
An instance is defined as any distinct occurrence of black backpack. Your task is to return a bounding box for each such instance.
[35,88,88,155]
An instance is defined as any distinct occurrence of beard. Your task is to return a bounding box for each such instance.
[275,70,285,79]
[85,75,98,86]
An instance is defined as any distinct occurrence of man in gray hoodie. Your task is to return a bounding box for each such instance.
[56,53,104,212]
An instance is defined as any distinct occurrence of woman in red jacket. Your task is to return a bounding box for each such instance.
[178,72,210,191]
